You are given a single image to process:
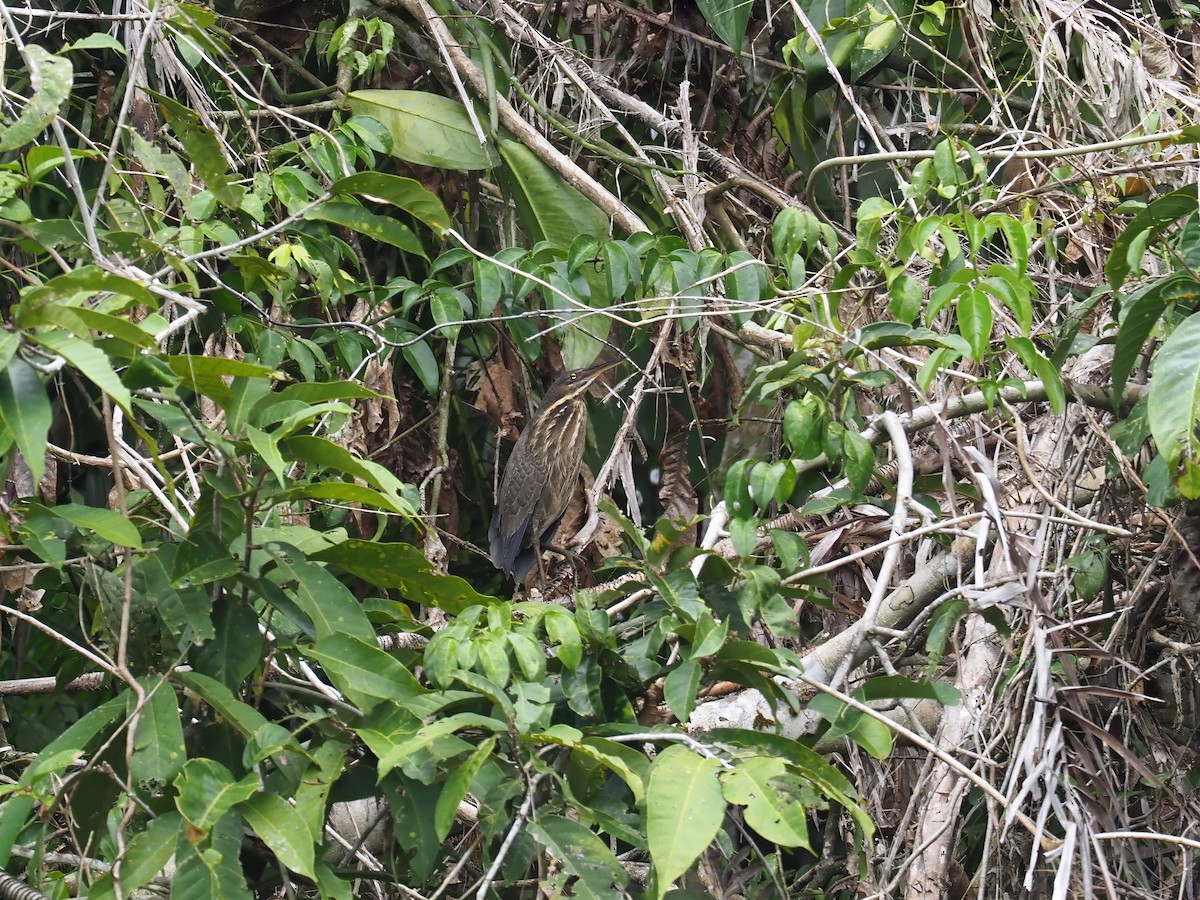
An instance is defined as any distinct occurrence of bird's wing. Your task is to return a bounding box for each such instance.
[490,458,550,575]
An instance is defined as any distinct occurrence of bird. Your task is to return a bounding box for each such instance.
[489,359,621,582]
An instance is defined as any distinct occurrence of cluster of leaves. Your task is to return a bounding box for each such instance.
[0,0,1195,895]
[0,7,879,899]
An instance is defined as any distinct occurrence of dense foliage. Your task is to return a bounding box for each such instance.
[0,0,1197,897]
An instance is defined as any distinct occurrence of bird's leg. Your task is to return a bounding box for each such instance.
[533,533,548,589]
[544,543,593,588]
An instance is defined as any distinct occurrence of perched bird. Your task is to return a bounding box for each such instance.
[489,360,621,582]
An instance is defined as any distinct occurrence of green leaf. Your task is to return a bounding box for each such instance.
[955,287,992,360]
[528,815,630,899]
[497,138,610,246]
[574,738,647,805]
[725,251,769,306]
[194,598,262,690]
[434,737,495,842]
[383,776,442,880]
[303,632,425,712]
[44,501,142,548]
[240,792,316,878]
[154,92,244,208]
[294,742,347,844]
[544,608,583,669]
[721,757,811,848]
[724,459,754,519]
[307,199,427,257]
[858,674,961,705]
[17,267,157,316]
[0,45,72,153]
[402,338,440,393]
[174,758,258,834]
[279,436,417,518]
[271,480,411,514]
[887,273,923,324]
[312,540,495,615]
[175,672,285,744]
[663,661,701,725]
[263,541,375,642]
[728,517,759,559]
[32,329,133,414]
[130,678,187,803]
[925,598,968,661]
[645,744,725,897]
[1112,274,1200,406]
[271,381,384,405]
[695,0,753,48]
[1107,183,1199,291]
[841,430,874,496]
[1148,314,1200,499]
[171,814,253,900]
[246,425,287,486]
[330,171,451,236]
[783,395,825,459]
[347,90,500,170]
[24,304,157,348]
[61,32,128,55]
[706,728,872,841]
[87,813,180,900]
[1007,337,1066,416]
[376,712,506,777]
[980,267,1032,335]
[0,357,51,486]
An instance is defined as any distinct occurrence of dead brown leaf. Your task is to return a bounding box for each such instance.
[473,360,524,442]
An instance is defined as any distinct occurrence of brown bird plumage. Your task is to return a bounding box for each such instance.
[489,360,620,581]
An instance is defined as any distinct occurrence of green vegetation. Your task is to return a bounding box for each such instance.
[0,0,1196,897]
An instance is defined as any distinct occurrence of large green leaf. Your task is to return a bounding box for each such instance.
[32,329,133,413]
[1148,314,1200,498]
[346,89,500,170]
[170,814,252,900]
[153,91,244,209]
[1111,274,1200,407]
[17,266,156,316]
[0,45,72,152]
[87,813,181,900]
[262,541,375,643]
[173,758,258,834]
[696,0,753,49]
[240,793,316,878]
[329,171,452,236]
[312,539,496,615]
[279,435,418,520]
[302,632,425,712]
[707,728,874,842]
[44,501,143,548]
[720,757,811,848]
[23,304,157,347]
[497,139,610,246]
[645,744,726,897]
[1107,184,1200,292]
[175,672,277,741]
[955,287,992,361]
[528,814,630,899]
[129,678,187,803]
[307,199,427,257]
[433,737,494,842]
[0,357,52,486]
